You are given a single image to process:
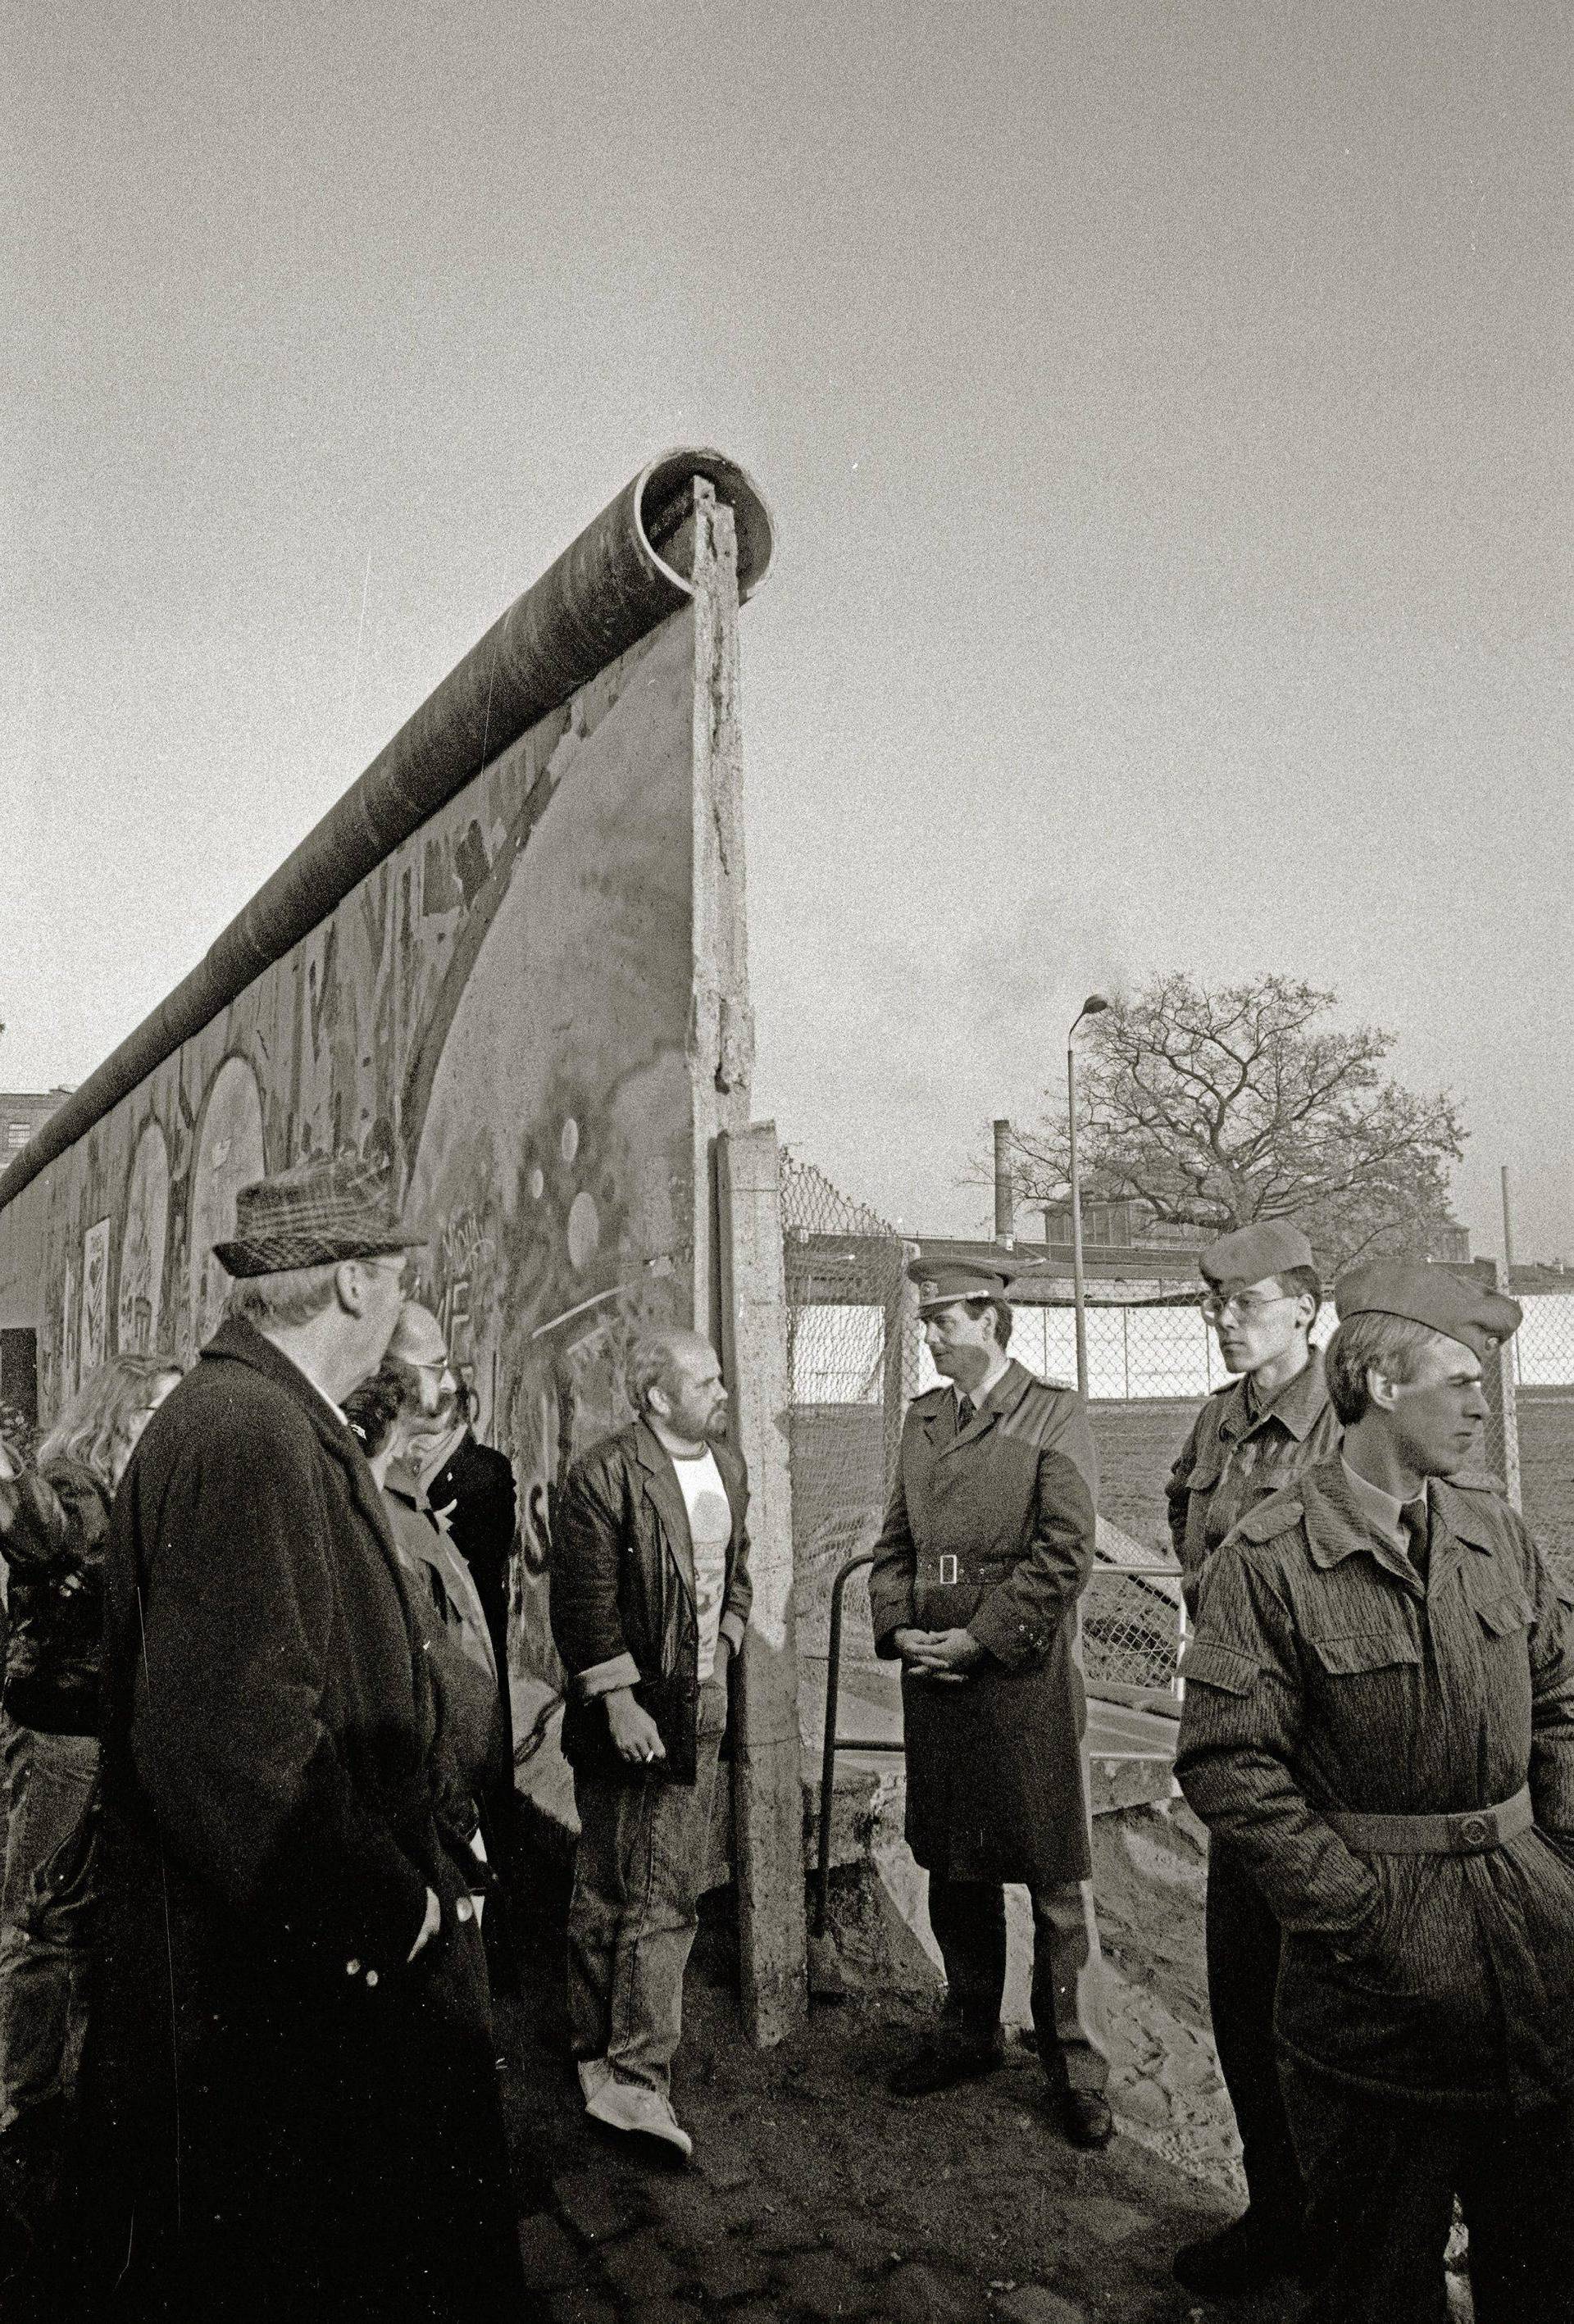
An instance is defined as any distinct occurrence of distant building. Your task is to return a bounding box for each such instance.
[0,1089,74,1160]
[1033,1196,1471,1280]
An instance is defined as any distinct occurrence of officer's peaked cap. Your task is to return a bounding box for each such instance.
[907,1250,1025,1313]
[1332,1260,1522,1359]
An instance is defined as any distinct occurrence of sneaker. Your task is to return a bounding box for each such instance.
[585,2076,694,2161]
[1171,2211,1303,2297]
[576,2057,612,2105]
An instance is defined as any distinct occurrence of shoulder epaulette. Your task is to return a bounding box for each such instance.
[1232,1489,1306,1544]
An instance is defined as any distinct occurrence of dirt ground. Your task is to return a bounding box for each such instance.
[492,1813,1316,2324]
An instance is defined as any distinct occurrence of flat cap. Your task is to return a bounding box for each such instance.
[213,1154,424,1278]
[1200,1220,1317,1298]
[907,1250,1024,1313]
[1332,1260,1522,1359]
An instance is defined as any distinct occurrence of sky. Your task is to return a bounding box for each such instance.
[4,0,1570,1258]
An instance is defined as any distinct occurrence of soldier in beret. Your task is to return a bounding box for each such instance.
[1167,1220,1340,2299]
[867,1254,1113,2149]
[1176,1262,1574,2324]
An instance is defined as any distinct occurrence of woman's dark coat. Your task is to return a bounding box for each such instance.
[82,1317,522,2321]
[867,1360,1100,1887]
[551,1419,751,1785]
[0,1457,111,1733]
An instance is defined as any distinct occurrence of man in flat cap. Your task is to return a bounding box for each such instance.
[84,1157,524,2321]
[1176,1262,1574,2324]
[867,1253,1112,2148]
[1167,1219,1340,2299]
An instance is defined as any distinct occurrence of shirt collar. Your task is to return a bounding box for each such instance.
[1339,1456,1415,1555]
[957,1353,1010,1410]
[1235,1349,1330,1440]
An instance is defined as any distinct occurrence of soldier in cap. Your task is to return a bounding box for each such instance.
[1167,1219,1340,2298]
[867,1253,1113,2148]
[1176,1262,1574,2324]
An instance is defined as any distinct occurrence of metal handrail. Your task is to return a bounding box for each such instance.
[811,1550,1189,1938]
[812,1551,898,1939]
[1082,1559,1187,1762]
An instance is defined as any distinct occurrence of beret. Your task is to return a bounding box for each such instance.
[906,1250,1024,1313]
[1199,1220,1317,1297]
[1332,1261,1522,1359]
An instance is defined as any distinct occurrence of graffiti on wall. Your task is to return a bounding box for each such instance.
[80,1220,111,1378]
[4,608,713,1705]
[117,1122,171,1353]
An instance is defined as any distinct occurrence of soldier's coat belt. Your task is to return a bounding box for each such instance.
[1325,1785,1533,1855]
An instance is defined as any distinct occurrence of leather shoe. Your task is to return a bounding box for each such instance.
[1061,2090,1115,2149]
[1171,2211,1303,2297]
[887,2039,1003,2098]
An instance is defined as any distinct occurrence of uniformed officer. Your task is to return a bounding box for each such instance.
[1167,1220,1340,2299]
[1176,1262,1574,2324]
[867,1254,1113,2149]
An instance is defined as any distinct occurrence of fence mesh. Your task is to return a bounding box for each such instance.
[782,1155,1184,1711]
[781,1163,1574,1725]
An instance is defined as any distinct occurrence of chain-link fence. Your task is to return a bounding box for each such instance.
[780,1159,1574,1735]
[1510,1291,1574,1581]
[782,1155,1185,1717]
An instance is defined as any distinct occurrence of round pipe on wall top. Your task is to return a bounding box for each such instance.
[0,450,775,1213]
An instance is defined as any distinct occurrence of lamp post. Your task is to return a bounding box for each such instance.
[1067,994,1110,1398]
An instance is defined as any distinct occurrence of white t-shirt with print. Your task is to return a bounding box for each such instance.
[671,1447,731,1681]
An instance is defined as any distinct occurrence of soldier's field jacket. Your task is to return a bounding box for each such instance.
[868,1361,1098,1887]
[1166,1353,1340,1614]
[1176,1456,1574,2112]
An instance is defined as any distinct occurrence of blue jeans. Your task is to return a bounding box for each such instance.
[0,1715,100,2137]
[566,1680,726,2096]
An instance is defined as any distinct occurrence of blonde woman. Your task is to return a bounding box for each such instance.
[0,1353,179,2220]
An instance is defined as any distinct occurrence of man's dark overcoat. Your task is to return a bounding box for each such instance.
[867,1360,1099,1887]
[81,1318,522,2322]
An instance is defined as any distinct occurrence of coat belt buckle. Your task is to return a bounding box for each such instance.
[1457,1810,1494,1849]
[938,1554,958,1585]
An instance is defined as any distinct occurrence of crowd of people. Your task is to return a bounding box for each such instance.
[0,1151,1567,2322]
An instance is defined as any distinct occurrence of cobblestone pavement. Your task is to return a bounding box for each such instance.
[493,1858,1310,2324]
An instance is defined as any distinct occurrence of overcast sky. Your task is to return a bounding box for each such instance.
[4,1,1570,1256]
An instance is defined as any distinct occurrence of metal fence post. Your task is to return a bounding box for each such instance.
[1489,1254,1522,1512]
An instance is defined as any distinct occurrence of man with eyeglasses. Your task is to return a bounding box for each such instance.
[1177,1262,1574,2324]
[1167,1220,1339,2300]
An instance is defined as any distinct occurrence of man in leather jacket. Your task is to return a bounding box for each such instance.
[550,1326,751,2163]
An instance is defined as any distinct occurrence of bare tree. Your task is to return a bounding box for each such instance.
[1010,973,1466,1272]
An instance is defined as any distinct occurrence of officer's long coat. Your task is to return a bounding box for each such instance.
[1176,1456,1574,2113]
[867,1360,1099,1887]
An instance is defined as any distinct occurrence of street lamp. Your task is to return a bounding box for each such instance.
[1067,994,1110,1398]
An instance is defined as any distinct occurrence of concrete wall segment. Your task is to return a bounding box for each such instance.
[0,460,783,1884]
[0,450,773,1216]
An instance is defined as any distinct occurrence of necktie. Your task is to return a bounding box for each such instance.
[957,1395,976,1432]
[1399,1499,1429,1581]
